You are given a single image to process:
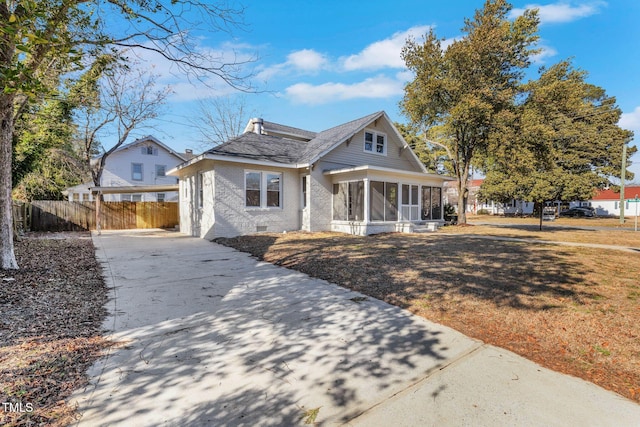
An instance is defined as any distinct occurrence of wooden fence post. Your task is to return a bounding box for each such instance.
[95,193,102,235]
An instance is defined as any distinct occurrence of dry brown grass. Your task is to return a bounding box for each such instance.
[443,222,640,248]
[216,230,640,403]
[0,234,110,427]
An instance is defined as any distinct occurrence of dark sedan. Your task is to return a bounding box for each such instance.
[559,207,596,217]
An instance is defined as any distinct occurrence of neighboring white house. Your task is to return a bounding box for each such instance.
[573,186,640,217]
[169,111,453,239]
[64,136,189,202]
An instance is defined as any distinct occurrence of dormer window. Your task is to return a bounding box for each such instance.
[364,130,386,155]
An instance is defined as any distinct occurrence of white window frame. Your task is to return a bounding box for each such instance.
[157,193,165,202]
[301,175,308,209]
[197,172,204,209]
[244,170,283,209]
[363,129,387,156]
[132,163,143,181]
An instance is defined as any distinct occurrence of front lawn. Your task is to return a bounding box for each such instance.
[216,230,640,403]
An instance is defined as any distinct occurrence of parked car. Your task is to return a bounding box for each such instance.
[559,207,596,217]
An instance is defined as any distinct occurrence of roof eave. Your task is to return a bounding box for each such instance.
[168,153,308,175]
[323,164,455,181]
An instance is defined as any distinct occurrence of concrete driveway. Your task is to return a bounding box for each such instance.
[71,229,640,426]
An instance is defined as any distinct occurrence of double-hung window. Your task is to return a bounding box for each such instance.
[132,163,143,181]
[364,130,386,155]
[245,171,282,208]
[155,165,166,177]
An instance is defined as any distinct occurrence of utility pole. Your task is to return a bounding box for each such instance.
[620,141,627,224]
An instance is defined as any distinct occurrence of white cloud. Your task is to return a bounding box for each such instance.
[257,49,328,81]
[509,1,606,24]
[620,106,640,133]
[285,75,404,105]
[287,49,328,71]
[342,25,431,71]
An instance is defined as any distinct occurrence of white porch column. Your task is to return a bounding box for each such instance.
[363,178,370,223]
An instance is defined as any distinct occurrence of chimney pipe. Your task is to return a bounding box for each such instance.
[252,118,263,135]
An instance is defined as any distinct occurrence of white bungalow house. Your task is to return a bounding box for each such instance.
[64,136,189,202]
[169,111,453,239]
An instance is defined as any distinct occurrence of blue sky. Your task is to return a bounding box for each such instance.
[130,0,640,180]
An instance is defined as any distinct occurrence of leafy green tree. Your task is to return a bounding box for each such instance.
[480,60,635,228]
[11,96,86,201]
[1,1,254,269]
[12,99,75,184]
[395,122,451,174]
[12,148,85,201]
[400,0,539,223]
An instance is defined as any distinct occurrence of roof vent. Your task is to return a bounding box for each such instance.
[251,118,264,135]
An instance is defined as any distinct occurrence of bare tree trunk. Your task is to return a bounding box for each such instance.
[457,179,468,224]
[0,93,18,270]
[456,157,471,224]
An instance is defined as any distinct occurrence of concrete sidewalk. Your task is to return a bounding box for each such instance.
[71,229,640,426]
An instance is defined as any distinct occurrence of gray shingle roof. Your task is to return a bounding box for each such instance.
[206,132,305,164]
[262,121,317,140]
[206,111,385,165]
[302,111,384,162]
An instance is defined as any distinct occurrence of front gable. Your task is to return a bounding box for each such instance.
[314,112,427,174]
[100,136,185,187]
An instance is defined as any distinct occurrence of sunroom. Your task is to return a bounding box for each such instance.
[325,165,452,235]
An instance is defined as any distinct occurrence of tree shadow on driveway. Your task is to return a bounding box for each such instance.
[72,231,476,426]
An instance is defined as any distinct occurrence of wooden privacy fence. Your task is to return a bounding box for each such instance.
[20,201,179,232]
[12,202,30,234]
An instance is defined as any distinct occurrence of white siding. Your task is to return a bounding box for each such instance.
[99,142,182,201]
[320,121,419,172]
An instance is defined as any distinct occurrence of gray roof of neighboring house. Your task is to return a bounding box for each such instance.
[207,111,385,165]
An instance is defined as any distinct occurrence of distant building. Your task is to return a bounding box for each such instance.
[443,180,640,217]
[64,136,190,202]
[443,179,534,215]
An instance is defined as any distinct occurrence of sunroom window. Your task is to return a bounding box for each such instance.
[332,181,364,221]
[370,181,398,221]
